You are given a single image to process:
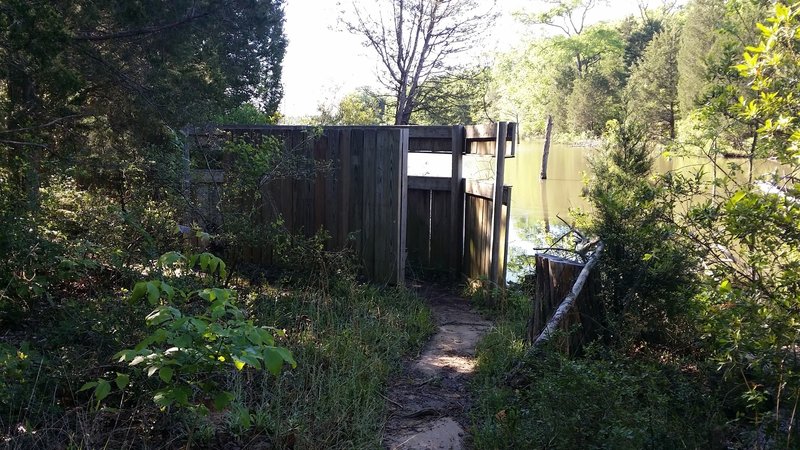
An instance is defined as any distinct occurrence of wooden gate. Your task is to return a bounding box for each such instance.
[404,123,516,286]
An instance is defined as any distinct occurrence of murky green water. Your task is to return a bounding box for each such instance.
[503,140,788,280]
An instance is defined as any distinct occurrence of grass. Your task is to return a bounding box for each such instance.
[1,261,434,449]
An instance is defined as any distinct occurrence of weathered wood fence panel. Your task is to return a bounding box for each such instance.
[406,176,453,272]
[189,126,407,285]
[188,123,516,287]
[462,181,512,286]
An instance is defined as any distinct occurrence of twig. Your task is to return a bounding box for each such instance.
[379,392,403,409]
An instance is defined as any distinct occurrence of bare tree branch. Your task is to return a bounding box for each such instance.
[341,0,497,124]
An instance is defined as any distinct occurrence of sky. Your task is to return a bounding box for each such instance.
[279,0,686,119]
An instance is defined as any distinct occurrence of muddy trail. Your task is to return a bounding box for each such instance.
[382,284,492,450]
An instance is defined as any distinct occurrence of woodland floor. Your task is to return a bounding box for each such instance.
[382,283,491,450]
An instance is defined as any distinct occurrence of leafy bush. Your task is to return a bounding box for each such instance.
[584,119,700,349]
[80,252,296,412]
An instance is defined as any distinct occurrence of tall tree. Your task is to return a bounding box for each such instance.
[626,26,681,139]
[516,0,608,78]
[341,0,496,125]
[0,0,286,210]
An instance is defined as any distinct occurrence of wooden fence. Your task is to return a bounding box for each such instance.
[185,123,516,286]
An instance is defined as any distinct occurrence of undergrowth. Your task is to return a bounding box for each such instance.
[469,288,726,450]
[1,251,434,449]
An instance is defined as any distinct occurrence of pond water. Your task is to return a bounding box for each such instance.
[408,140,788,281]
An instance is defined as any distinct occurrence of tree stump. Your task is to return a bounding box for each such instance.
[526,254,601,354]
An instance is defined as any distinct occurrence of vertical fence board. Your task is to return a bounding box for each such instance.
[338,130,351,249]
[373,130,390,283]
[361,129,377,280]
[349,129,364,258]
[385,129,403,284]
[313,134,327,238]
[323,129,340,249]
[407,190,432,267]
[430,190,452,271]
[398,129,409,282]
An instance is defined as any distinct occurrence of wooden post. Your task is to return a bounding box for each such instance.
[540,115,553,180]
[501,186,512,286]
[450,125,464,276]
[489,122,508,287]
[398,128,409,283]
[541,179,550,233]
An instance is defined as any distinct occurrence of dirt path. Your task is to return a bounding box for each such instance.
[382,283,492,450]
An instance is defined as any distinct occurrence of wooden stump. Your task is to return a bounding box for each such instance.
[527,254,601,354]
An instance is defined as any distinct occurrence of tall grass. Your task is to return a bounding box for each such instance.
[2,268,434,449]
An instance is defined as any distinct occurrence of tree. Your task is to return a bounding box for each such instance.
[341,0,496,125]
[626,26,681,139]
[313,88,387,125]
[0,0,286,211]
[667,3,800,438]
[412,67,492,125]
[516,0,609,78]
[676,0,766,112]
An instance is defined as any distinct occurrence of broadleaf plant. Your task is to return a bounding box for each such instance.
[84,251,295,412]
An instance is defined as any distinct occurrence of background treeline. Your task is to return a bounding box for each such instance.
[316,0,770,146]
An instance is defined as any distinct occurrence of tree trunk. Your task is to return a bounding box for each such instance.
[526,245,604,354]
[540,115,553,179]
[6,61,41,210]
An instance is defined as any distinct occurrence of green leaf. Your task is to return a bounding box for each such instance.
[263,347,284,375]
[131,282,148,302]
[729,191,747,206]
[213,288,230,302]
[146,282,161,305]
[173,385,191,405]
[719,279,733,294]
[246,328,262,345]
[219,260,227,279]
[642,253,653,261]
[78,381,98,392]
[95,379,111,401]
[115,373,130,390]
[159,251,184,268]
[173,333,192,348]
[213,391,235,410]
[159,366,174,383]
[276,347,297,368]
[238,352,261,370]
[191,318,208,334]
[153,390,174,407]
[161,282,175,300]
[199,289,215,301]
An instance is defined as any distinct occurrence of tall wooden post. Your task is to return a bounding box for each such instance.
[540,115,553,180]
[450,125,464,276]
[489,122,508,287]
